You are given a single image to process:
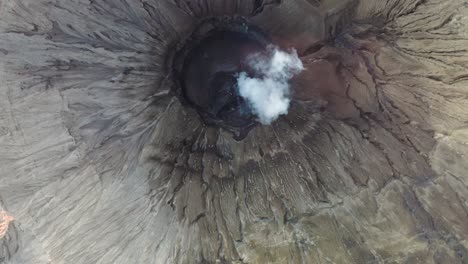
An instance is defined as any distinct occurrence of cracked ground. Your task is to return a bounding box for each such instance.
[1,0,468,263]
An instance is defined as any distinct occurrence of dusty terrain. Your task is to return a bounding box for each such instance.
[1,0,468,263]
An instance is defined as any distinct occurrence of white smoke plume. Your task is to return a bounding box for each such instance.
[237,46,304,125]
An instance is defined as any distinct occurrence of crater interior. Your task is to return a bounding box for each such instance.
[174,18,272,140]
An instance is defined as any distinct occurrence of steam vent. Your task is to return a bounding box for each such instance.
[1,0,468,263]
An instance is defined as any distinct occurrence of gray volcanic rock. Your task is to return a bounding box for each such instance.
[1,0,468,263]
